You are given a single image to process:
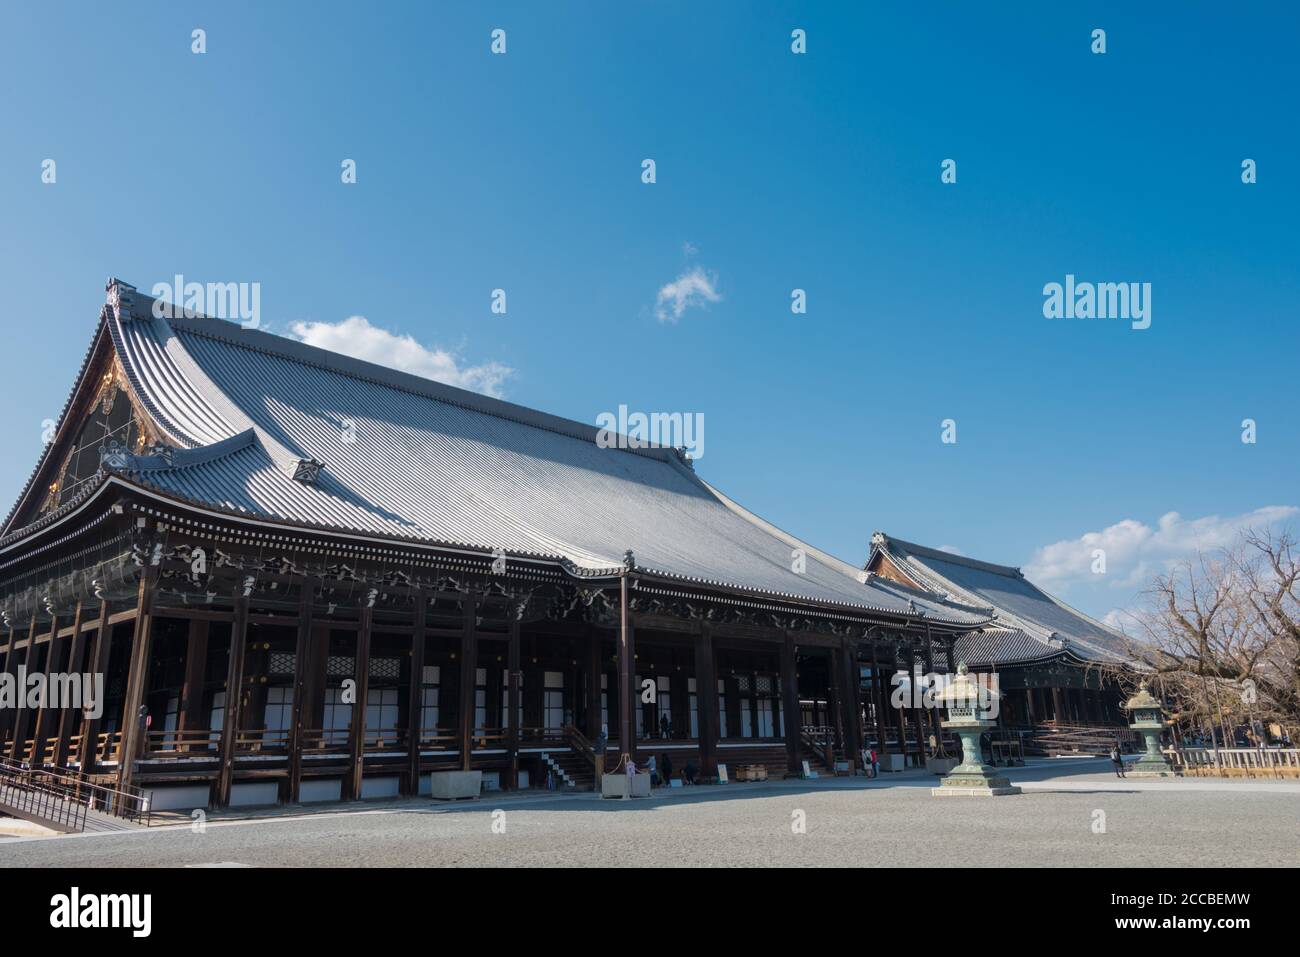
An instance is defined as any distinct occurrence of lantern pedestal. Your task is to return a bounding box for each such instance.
[931,722,1022,796]
[931,664,1021,797]
[1124,683,1177,777]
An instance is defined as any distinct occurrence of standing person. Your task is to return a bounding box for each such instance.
[661,751,674,787]
[646,753,658,787]
[594,726,608,783]
[871,748,880,778]
[659,714,671,739]
[1109,740,1126,778]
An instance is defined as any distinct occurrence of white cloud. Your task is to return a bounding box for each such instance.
[289,316,513,398]
[654,267,721,323]
[936,545,965,556]
[1024,506,1300,591]
[1102,607,1142,634]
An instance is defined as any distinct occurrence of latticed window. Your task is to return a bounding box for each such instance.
[269,652,296,676]
[369,656,400,681]
[44,383,145,512]
[755,675,774,695]
[326,655,353,677]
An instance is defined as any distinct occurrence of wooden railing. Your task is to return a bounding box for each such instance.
[362,728,408,752]
[95,731,123,764]
[235,728,291,754]
[471,727,508,748]
[300,728,351,754]
[799,726,838,769]
[143,729,221,756]
[416,731,458,750]
[1167,747,1300,777]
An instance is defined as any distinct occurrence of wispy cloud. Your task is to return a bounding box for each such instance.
[1024,505,1300,591]
[289,316,513,398]
[654,267,721,323]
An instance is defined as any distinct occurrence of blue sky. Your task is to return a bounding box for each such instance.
[1,1,1296,627]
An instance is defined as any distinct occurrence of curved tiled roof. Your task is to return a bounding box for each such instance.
[5,281,992,627]
[868,532,1133,664]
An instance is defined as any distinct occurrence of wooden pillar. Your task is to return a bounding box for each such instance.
[695,624,717,777]
[30,612,62,766]
[924,630,944,751]
[780,633,801,775]
[0,624,16,748]
[346,606,373,801]
[405,589,427,797]
[77,602,112,774]
[287,583,315,803]
[889,646,908,759]
[869,640,887,751]
[1051,686,1065,723]
[586,627,602,738]
[118,566,159,792]
[177,619,210,734]
[617,578,635,766]
[910,650,927,761]
[839,638,863,769]
[8,615,39,761]
[215,592,250,807]
[457,597,478,771]
[52,602,86,768]
[506,618,520,789]
[827,647,845,759]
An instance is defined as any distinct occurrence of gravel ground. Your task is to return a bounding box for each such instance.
[2,760,1296,867]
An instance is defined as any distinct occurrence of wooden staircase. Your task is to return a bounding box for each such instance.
[538,749,596,790]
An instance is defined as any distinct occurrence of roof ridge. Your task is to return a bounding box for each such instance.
[124,286,687,467]
[871,531,1025,578]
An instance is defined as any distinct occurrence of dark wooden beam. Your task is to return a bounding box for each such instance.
[457,598,478,772]
[118,566,159,792]
[0,622,17,751]
[8,614,39,761]
[287,583,314,803]
[178,619,210,733]
[215,591,251,807]
[780,632,801,775]
[585,625,601,739]
[617,576,635,767]
[77,602,112,774]
[28,611,60,765]
[52,602,86,768]
[346,605,374,801]
[405,590,427,796]
[694,623,717,778]
[506,617,520,790]
[839,637,863,769]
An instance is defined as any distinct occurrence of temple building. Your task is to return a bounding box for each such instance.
[1,279,1001,811]
[864,532,1131,737]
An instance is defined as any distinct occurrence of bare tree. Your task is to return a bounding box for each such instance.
[1107,528,1299,743]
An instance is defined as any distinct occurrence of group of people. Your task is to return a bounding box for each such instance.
[623,752,699,787]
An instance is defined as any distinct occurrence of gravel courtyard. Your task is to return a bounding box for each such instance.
[2,760,1296,867]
